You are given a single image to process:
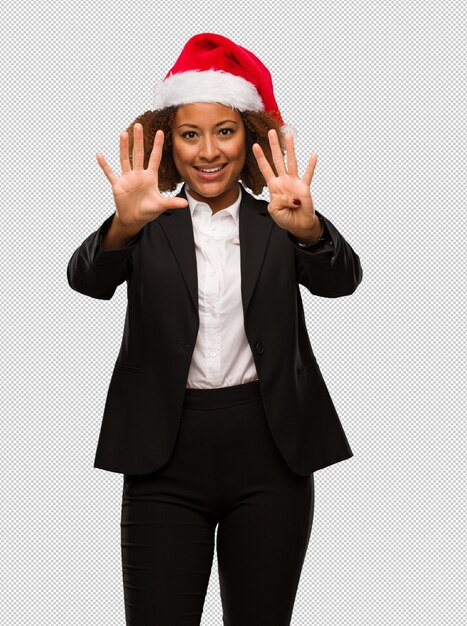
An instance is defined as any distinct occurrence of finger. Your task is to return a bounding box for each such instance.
[284,132,298,178]
[147,130,164,175]
[120,131,131,175]
[302,152,318,187]
[161,196,189,210]
[269,129,287,176]
[252,142,276,185]
[132,123,144,170]
[96,152,117,185]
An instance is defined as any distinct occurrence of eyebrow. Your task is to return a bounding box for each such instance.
[176,119,239,129]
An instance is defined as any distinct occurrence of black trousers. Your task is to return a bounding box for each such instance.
[121,380,315,625]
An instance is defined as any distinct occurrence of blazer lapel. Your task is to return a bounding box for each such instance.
[237,185,274,316]
[158,183,274,318]
[156,185,199,312]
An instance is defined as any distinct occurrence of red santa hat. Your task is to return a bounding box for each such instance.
[153,33,295,136]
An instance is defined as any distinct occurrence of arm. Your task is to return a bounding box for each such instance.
[252,130,362,297]
[287,210,363,297]
[68,123,189,300]
[66,212,143,300]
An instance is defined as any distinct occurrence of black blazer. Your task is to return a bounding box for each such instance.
[67,183,362,475]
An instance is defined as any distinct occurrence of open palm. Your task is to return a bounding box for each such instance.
[252,129,320,238]
[96,123,188,229]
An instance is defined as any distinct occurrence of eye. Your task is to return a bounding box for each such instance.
[180,127,234,139]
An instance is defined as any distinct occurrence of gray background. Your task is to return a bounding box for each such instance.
[1,0,466,623]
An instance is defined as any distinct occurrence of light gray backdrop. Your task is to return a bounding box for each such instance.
[1,0,465,624]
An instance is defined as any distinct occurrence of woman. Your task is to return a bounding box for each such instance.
[68,33,362,626]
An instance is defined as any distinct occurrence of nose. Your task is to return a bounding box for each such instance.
[198,135,221,161]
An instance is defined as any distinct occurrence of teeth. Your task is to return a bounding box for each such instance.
[197,165,223,173]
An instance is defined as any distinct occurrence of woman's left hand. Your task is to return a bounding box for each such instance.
[252,129,321,241]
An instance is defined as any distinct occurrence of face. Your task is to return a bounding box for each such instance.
[171,102,246,212]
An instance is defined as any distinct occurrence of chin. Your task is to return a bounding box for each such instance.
[189,182,230,197]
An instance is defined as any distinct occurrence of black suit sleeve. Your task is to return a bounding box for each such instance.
[287,210,363,297]
[67,212,143,300]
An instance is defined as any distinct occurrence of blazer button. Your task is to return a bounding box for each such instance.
[254,342,264,355]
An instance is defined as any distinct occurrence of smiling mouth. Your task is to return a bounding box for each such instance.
[193,164,227,173]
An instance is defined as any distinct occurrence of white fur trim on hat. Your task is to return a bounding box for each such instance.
[280,124,297,141]
[153,69,265,112]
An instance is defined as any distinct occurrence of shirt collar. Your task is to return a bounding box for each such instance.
[185,183,242,226]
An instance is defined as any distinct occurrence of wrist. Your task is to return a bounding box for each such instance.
[296,215,324,245]
[101,214,143,251]
[114,214,145,237]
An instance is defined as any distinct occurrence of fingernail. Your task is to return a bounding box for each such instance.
[292,199,301,206]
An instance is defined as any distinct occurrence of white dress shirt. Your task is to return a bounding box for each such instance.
[185,183,259,389]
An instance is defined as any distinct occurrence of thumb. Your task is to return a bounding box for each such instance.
[163,196,189,210]
[268,194,297,214]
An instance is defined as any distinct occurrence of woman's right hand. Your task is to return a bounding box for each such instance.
[96,123,188,230]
